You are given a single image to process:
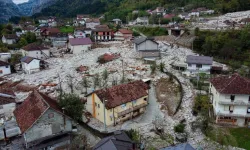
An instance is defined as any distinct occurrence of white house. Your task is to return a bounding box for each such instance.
[186,55,213,74]
[0,53,11,62]
[21,43,50,60]
[68,38,92,54]
[135,17,149,25]
[133,37,160,58]
[20,56,42,74]
[74,29,86,38]
[210,74,250,127]
[0,61,11,76]
[2,34,18,45]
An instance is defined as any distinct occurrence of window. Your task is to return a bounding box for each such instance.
[144,98,147,101]
[5,66,8,68]
[230,95,235,101]
[95,102,97,107]
[98,104,100,108]
[36,52,38,54]
[132,100,137,104]
[229,106,234,113]
[247,107,250,114]
[48,113,54,118]
[249,96,250,102]
[196,64,202,68]
[121,104,126,109]
[188,64,192,67]
[0,105,3,109]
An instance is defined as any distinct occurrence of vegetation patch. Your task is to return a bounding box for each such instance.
[60,26,74,33]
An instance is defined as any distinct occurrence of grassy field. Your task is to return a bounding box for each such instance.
[207,127,250,150]
[60,26,74,33]
[229,127,250,150]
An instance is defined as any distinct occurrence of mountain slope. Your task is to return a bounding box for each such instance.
[0,0,22,23]
[18,0,57,16]
[33,0,113,18]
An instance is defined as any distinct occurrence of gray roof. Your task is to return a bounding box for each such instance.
[133,37,158,45]
[93,131,135,150]
[160,143,195,150]
[186,55,213,65]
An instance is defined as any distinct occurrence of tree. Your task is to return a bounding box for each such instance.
[81,77,90,94]
[93,74,100,90]
[59,93,84,121]
[67,75,74,93]
[18,38,28,47]
[159,62,165,72]
[102,69,109,87]
[150,62,157,74]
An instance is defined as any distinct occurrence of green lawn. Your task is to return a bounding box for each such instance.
[229,127,250,150]
[60,26,74,33]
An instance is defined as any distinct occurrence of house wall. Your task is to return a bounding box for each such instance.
[86,22,100,29]
[24,108,72,143]
[70,44,91,54]
[0,65,11,76]
[114,32,132,41]
[22,49,50,60]
[74,31,86,38]
[0,53,11,62]
[187,64,211,73]
[86,93,148,126]
[139,51,160,58]
[0,103,16,118]
[210,84,250,126]
[21,59,40,74]
[136,40,158,51]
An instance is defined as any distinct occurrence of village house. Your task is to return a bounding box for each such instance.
[2,34,18,45]
[86,80,150,126]
[168,26,185,36]
[38,17,49,24]
[239,18,250,25]
[178,13,190,20]
[50,32,68,47]
[22,26,36,34]
[68,38,92,54]
[110,18,122,25]
[93,131,138,150]
[133,37,160,58]
[186,55,213,74]
[210,74,250,127]
[74,27,87,38]
[93,25,113,42]
[153,7,166,16]
[74,14,90,26]
[135,17,149,25]
[21,43,50,60]
[86,18,100,29]
[114,29,133,41]
[0,53,11,62]
[20,56,48,74]
[40,27,60,41]
[14,90,73,149]
[0,60,11,76]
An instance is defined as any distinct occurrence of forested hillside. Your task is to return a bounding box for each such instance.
[33,0,250,21]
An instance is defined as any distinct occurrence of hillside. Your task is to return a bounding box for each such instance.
[32,0,250,21]
[18,0,58,16]
[0,0,22,23]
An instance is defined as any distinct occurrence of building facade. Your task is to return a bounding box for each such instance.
[210,74,250,127]
[134,37,160,58]
[0,61,11,76]
[86,80,149,126]
[186,55,213,74]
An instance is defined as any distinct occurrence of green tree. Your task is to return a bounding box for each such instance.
[18,38,28,47]
[93,74,100,90]
[102,69,109,87]
[150,62,157,74]
[81,77,90,94]
[59,93,85,121]
[159,62,165,72]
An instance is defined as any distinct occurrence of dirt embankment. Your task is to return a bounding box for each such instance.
[155,78,181,116]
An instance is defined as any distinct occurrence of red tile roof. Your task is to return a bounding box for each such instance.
[94,80,150,109]
[210,73,250,95]
[22,43,49,51]
[14,90,66,133]
[118,29,133,34]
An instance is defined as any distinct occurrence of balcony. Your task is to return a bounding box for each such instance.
[218,100,250,106]
[117,103,148,117]
[217,112,250,118]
